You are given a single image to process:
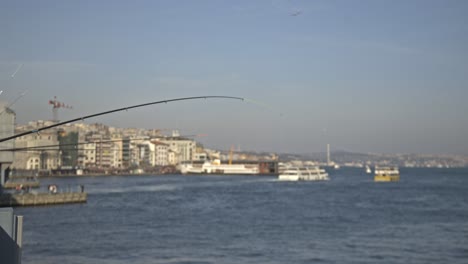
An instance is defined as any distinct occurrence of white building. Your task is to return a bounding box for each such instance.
[136,141,155,166]
[168,149,177,166]
[111,141,123,168]
[159,137,196,164]
[194,152,208,161]
[152,141,169,166]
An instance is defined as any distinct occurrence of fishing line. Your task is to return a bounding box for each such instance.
[244,97,284,117]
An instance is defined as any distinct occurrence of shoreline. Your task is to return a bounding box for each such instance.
[10,173,179,179]
[8,172,278,179]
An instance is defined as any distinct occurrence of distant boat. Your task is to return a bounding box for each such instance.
[278,166,329,181]
[374,166,400,182]
[365,165,372,174]
[333,164,340,169]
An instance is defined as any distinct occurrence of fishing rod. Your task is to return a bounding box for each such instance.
[0,96,244,143]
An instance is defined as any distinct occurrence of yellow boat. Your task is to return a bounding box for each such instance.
[374,166,400,182]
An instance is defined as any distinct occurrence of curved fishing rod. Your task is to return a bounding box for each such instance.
[0,96,244,143]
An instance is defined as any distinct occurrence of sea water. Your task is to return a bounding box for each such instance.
[15,167,468,264]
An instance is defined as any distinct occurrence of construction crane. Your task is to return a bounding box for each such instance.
[229,145,234,165]
[49,96,72,122]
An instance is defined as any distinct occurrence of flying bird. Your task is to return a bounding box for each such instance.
[290,9,302,16]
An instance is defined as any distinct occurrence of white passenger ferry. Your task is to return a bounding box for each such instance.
[278,166,329,181]
[178,159,259,175]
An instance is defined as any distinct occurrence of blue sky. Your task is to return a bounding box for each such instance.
[1,0,467,155]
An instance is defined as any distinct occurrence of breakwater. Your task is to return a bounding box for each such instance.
[0,192,87,207]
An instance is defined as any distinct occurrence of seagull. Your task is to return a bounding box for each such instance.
[290,9,302,16]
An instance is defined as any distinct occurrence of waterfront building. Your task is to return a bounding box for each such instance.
[167,149,177,166]
[152,141,169,166]
[205,149,221,160]
[12,126,60,171]
[127,137,146,167]
[110,136,123,168]
[78,142,96,168]
[122,137,132,168]
[58,130,79,168]
[0,104,15,185]
[85,132,113,168]
[136,141,155,166]
[159,137,196,164]
[194,152,208,161]
[8,119,201,172]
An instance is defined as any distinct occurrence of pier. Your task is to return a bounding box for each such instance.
[0,192,87,207]
[3,181,40,189]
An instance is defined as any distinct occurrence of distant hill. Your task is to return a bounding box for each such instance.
[278,151,468,168]
[212,148,468,167]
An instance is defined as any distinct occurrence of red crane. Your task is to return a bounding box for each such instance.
[48,96,72,122]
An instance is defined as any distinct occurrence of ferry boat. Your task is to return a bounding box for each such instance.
[374,166,400,182]
[178,159,259,175]
[278,166,329,181]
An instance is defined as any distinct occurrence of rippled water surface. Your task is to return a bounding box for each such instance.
[15,168,468,264]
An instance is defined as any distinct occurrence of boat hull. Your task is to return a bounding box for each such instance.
[374,166,400,182]
[278,175,329,181]
[178,163,259,175]
[278,166,329,181]
[278,175,299,181]
[374,175,400,182]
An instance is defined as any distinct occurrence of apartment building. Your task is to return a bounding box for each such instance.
[9,120,196,171]
[78,142,96,168]
[153,141,169,166]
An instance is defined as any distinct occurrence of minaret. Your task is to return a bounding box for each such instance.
[327,143,331,165]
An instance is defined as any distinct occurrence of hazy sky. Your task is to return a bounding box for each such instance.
[1,0,467,155]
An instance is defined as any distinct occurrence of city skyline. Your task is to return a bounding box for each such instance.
[1,1,467,155]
